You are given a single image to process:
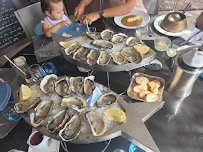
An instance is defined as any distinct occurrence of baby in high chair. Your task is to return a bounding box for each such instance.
[41,0,72,37]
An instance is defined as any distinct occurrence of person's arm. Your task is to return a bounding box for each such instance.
[0,78,4,82]
[42,20,71,37]
[196,12,203,27]
[74,0,92,21]
[80,0,136,25]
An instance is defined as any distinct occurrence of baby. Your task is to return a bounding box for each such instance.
[41,0,72,37]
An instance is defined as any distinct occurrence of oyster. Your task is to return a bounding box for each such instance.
[86,111,106,136]
[111,33,128,44]
[86,32,99,40]
[126,37,140,46]
[91,40,114,49]
[61,97,86,112]
[97,92,118,107]
[46,110,69,133]
[73,47,89,61]
[59,115,83,141]
[65,41,81,55]
[87,50,100,66]
[14,97,41,113]
[70,77,84,95]
[121,47,142,63]
[110,52,127,65]
[55,77,71,97]
[84,76,96,96]
[40,74,57,94]
[97,51,111,66]
[30,100,55,128]
[100,29,114,41]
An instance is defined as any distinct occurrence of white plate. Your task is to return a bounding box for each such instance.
[154,15,195,37]
[114,9,150,29]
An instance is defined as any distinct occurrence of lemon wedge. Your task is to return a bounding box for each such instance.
[134,44,150,55]
[19,84,32,101]
[59,41,74,48]
[104,108,126,122]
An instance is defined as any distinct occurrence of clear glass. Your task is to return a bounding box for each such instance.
[40,62,57,75]
[1,101,22,121]
[166,46,177,57]
[30,64,45,82]
[135,25,147,41]
[154,36,171,52]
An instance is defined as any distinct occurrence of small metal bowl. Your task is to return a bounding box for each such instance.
[127,73,165,102]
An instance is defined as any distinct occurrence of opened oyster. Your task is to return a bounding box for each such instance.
[97,51,111,66]
[126,37,141,46]
[91,40,114,49]
[65,41,81,55]
[61,97,86,112]
[87,50,100,66]
[121,47,142,63]
[111,33,128,44]
[30,100,55,128]
[55,77,71,97]
[73,47,89,61]
[14,97,41,113]
[84,76,95,96]
[59,115,84,141]
[100,29,114,41]
[46,110,69,133]
[97,92,118,107]
[86,111,106,136]
[70,77,84,95]
[86,32,99,40]
[110,52,127,65]
[40,74,57,94]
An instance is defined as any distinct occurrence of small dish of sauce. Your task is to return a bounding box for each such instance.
[121,15,142,27]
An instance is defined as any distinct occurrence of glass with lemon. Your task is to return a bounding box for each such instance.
[154,36,171,52]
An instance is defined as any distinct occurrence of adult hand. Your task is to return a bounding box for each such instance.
[80,12,100,25]
[74,2,86,21]
[0,78,4,82]
[60,20,72,27]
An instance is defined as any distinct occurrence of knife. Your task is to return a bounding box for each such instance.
[180,30,202,46]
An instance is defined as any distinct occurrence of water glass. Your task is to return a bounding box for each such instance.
[166,46,177,57]
[135,25,147,41]
[30,64,45,82]
[154,36,171,52]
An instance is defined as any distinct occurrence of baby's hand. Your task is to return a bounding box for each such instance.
[60,20,71,27]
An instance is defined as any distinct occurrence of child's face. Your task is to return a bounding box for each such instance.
[47,1,64,20]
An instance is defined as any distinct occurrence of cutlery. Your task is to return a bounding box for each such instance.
[180,31,202,46]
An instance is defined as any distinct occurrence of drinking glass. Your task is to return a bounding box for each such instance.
[30,64,45,82]
[135,25,147,42]
[154,36,171,52]
[40,62,57,75]
[166,46,177,57]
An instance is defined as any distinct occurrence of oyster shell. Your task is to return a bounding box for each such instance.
[65,41,81,55]
[110,52,127,65]
[61,97,86,112]
[97,51,111,66]
[30,100,55,128]
[126,37,140,46]
[91,40,114,49]
[40,74,57,94]
[97,92,118,107]
[70,77,84,95]
[87,50,100,66]
[121,47,142,63]
[100,29,114,41]
[14,97,41,113]
[46,110,69,133]
[111,33,128,44]
[84,75,96,96]
[86,32,99,40]
[59,115,84,141]
[73,47,89,61]
[55,77,71,97]
[86,111,106,136]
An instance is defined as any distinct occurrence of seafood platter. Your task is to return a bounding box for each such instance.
[13,74,164,152]
[127,73,165,102]
[52,28,156,72]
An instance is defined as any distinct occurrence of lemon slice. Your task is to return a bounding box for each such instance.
[104,108,126,122]
[19,84,32,101]
[134,44,150,54]
[59,41,74,48]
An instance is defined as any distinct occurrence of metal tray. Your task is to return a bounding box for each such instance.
[52,33,156,72]
[13,76,164,152]
[127,73,165,102]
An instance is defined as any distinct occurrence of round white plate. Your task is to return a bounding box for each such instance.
[114,9,150,29]
[154,15,195,37]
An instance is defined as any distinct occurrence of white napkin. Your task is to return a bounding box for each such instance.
[180,28,203,45]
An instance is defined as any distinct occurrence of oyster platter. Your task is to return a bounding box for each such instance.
[13,74,164,152]
[52,29,156,72]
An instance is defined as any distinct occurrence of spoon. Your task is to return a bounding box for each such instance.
[168,3,192,21]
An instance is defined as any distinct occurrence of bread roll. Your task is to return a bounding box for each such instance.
[133,84,148,93]
[150,87,159,94]
[148,80,161,89]
[135,76,149,85]
[138,91,151,99]
[145,93,159,102]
